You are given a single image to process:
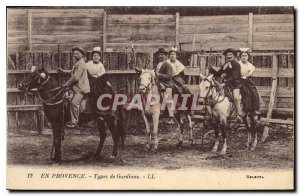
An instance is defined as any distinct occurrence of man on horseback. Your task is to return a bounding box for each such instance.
[58,46,90,128]
[154,48,175,119]
[209,48,243,122]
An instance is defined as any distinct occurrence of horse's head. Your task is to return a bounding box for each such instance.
[135,68,155,94]
[199,73,215,100]
[18,66,49,92]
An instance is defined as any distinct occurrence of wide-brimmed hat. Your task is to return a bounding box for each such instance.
[91,46,102,56]
[155,48,168,55]
[223,48,237,56]
[72,46,85,55]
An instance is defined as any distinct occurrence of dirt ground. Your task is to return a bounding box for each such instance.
[7,121,294,170]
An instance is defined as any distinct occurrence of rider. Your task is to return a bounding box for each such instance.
[154,48,175,119]
[209,48,243,122]
[86,46,114,114]
[166,47,186,94]
[238,48,261,115]
[58,46,90,128]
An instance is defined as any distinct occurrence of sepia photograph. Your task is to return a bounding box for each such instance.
[6,5,295,190]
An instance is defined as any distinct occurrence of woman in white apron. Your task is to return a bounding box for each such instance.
[86,47,114,114]
[238,48,261,115]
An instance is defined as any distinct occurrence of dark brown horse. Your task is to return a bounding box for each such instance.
[18,66,125,162]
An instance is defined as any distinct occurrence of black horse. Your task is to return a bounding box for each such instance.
[18,66,125,162]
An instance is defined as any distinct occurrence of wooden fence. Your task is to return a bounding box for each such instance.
[7,50,294,130]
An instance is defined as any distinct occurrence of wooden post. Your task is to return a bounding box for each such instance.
[175,12,180,49]
[248,13,253,52]
[103,11,107,52]
[28,9,32,51]
[261,54,278,142]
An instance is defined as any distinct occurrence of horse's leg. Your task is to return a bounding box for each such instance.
[212,123,220,153]
[219,119,227,156]
[142,113,151,150]
[250,114,258,151]
[95,119,106,160]
[151,112,160,152]
[106,116,120,158]
[242,115,251,149]
[51,123,62,162]
[174,113,183,147]
[118,118,125,150]
[186,113,194,145]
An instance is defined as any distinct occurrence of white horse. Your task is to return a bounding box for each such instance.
[198,73,259,155]
[136,68,193,152]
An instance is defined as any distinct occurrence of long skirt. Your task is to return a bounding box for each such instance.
[240,78,260,112]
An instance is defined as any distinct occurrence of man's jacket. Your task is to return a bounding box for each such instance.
[65,58,90,93]
[209,59,242,89]
[156,61,174,89]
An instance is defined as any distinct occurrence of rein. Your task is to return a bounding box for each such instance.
[24,75,66,106]
[200,79,226,108]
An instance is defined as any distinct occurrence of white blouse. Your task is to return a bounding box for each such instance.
[238,61,255,79]
[86,60,106,78]
[166,59,185,76]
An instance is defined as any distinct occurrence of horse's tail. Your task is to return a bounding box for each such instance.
[117,105,126,150]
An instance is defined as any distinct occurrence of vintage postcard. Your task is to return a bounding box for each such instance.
[6,6,295,190]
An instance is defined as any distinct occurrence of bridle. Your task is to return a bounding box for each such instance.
[139,71,155,93]
[199,78,225,108]
[24,71,66,106]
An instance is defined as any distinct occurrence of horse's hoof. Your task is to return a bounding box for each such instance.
[219,150,227,156]
[94,155,101,161]
[109,155,117,161]
[150,148,158,153]
[50,157,61,162]
[211,149,217,153]
[189,139,194,146]
[176,141,183,147]
[144,144,151,152]
[250,146,256,151]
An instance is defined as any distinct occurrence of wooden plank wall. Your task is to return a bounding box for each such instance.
[7,9,29,52]
[252,14,294,50]
[7,8,104,52]
[179,14,294,51]
[179,15,249,51]
[106,14,176,53]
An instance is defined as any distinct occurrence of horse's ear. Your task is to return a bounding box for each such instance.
[40,72,46,78]
[135,67,143,75]
[199,73,205,80]
[30,66,36,73]
[151,69,155,76]
[207,74,214,81]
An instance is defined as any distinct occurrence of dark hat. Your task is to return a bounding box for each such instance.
[155,48,168,55]
[223,48,237,56]
[72,46,85,55]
